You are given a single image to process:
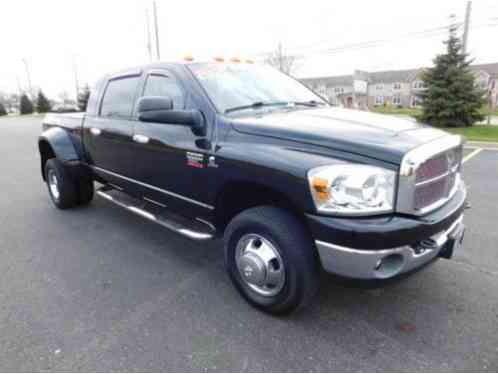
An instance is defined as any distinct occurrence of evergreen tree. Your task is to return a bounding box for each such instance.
[0,102,7,116]
[77,84,91,112]
[36,90,51,113]
[19,94,34,115]
[418,21,486,127]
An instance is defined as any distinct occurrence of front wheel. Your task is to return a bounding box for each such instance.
[224,206,320,315]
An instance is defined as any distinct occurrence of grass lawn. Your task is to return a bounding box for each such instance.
[374,106,498,118]
[372,107,422,117]
[443,126,498,142]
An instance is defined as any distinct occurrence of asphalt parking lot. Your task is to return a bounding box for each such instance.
[1,115,497,371]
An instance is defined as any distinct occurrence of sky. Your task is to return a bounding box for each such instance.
[1,0,497,100]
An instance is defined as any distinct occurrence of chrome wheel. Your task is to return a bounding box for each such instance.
[48,169,60,200]
[235,234,285,297]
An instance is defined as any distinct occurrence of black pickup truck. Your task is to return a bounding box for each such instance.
[39,60,467,314]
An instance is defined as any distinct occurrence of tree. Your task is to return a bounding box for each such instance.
[77,84,91,111]
[418,20,486,127]
[0,102,7,116]
[264,42,300,76]
[19,93,34,115]
[36,90,51,113]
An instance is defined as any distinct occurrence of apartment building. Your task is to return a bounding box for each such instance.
[301,63,498,110]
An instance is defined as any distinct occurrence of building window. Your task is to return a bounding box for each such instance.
[334,87,344,94]
[393,83,401,90]
[375,96,384,106]
[478,79,489,90]
[413,80,425,89]
[317,85,327,96]
[392,95,401,106]
[375,84,384,90]
[411,95,423,107]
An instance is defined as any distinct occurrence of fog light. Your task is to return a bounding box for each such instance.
[374,254,404,278]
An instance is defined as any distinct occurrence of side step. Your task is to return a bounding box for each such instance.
[96,187,215,241]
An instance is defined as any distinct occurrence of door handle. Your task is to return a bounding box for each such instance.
[90,128,101,136]
[133,134,149,144]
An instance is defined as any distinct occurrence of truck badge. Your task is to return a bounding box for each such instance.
[186,152,205,169]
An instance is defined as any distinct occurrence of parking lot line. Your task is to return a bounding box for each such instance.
[463,148,483,164]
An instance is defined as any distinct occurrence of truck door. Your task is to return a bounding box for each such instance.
[84,74,141,188]
[129,69,213,219]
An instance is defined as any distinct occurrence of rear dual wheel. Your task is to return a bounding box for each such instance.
[45,158,94,209]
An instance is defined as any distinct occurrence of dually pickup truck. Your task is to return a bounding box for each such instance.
[39,60,467,314]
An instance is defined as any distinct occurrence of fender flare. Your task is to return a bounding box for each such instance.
[38,127,81,180]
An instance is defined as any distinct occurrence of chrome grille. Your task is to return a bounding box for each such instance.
[415,153,448,184]
[396,135,463,216]
[413,147,462,212]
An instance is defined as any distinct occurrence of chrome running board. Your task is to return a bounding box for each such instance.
[96,187,215,241]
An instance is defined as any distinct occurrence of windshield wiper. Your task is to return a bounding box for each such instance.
[289,100,327,107]
[224,101,288,114]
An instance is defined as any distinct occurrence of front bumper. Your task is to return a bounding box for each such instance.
[308,182,467,280]
[315,215,464,279]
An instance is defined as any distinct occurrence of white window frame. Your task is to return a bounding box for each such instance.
[413,80,425,89]
[392,95,401,106]
[375,96,384,106]
[375,84,384,90]
[393,83,401,90]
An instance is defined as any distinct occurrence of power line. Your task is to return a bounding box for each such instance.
[253,20,498,60]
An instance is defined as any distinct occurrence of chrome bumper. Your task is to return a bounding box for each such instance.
[315,215,464,280]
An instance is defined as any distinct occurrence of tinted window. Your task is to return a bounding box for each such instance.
[100,76,140,118]
[143,74,184,109]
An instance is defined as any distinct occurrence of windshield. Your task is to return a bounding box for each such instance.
[188,62,327,114]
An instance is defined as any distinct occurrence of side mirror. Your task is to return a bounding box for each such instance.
[137,96,173,112]
[137,96,206,136]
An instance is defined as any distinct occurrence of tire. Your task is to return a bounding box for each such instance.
[224,206,320,315]
[44,158,78,209]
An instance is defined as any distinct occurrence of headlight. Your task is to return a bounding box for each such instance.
[308,164,395,216]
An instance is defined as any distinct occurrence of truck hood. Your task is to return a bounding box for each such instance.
[231,107,449,164]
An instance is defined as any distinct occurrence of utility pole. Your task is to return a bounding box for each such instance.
[153,1,160,60]
[22,58,33,99]
[462,1,472,55]
[73,55,80,101]
[146,9,153,61]
[16,76,22,95]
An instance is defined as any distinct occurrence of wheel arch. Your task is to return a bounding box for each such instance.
[214,181,309,234]
[38,127,80,180]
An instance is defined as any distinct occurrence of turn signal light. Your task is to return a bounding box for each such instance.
[311,177,330,202]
